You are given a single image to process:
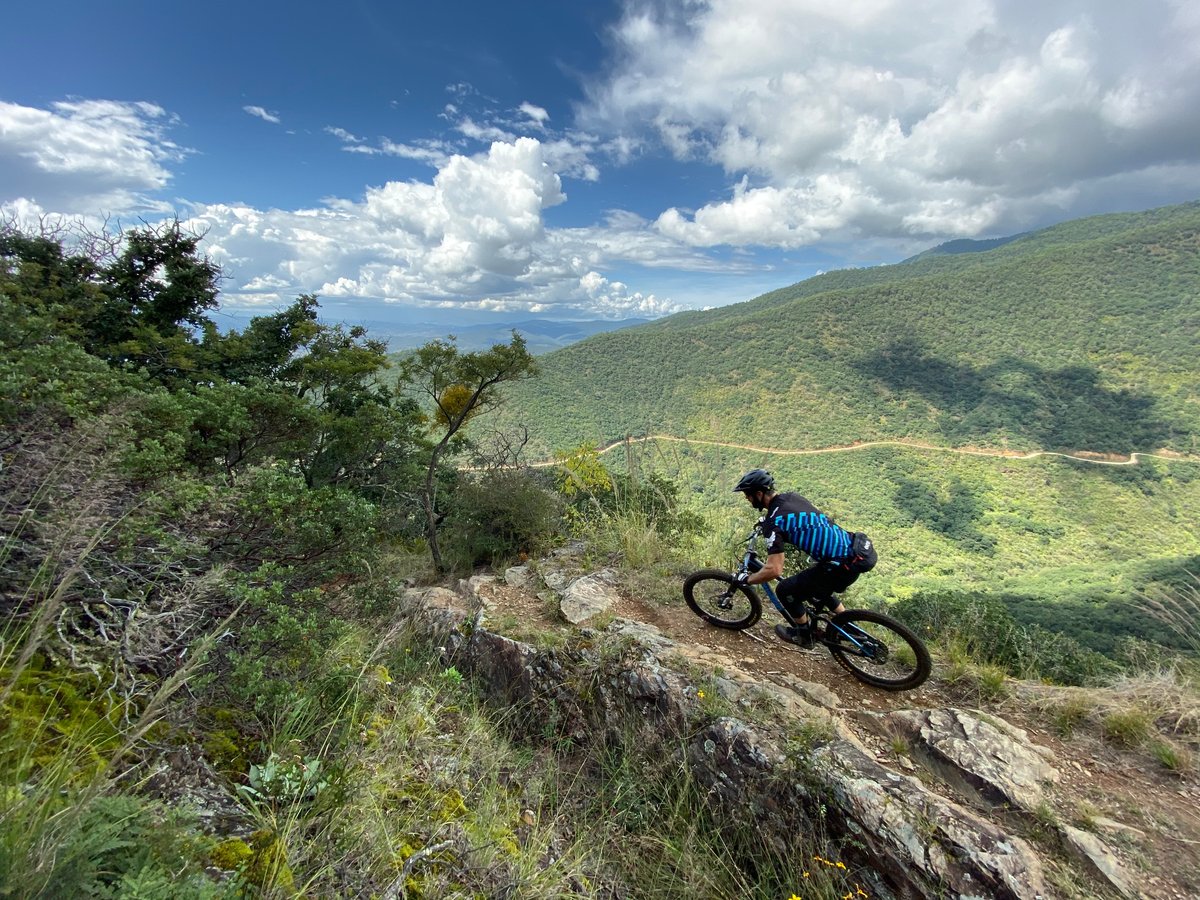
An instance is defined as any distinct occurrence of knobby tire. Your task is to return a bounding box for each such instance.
[682,569,762,629]
[825,609,932,691]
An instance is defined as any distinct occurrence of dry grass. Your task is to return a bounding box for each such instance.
[1141,572,1200,658]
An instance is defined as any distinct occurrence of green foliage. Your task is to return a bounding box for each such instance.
[239,753,330,806]
[1101,707,1152,747]
[1150,739,1193,773]
[555,443,702,543]
[0,221,450,897]
[890,591,1116,685]
[0,658,125,785]
[212,466,379,574]
[441,468,563,568]
[398,332,539,571]
[893,477,996,554]
[491,201,1200,458]
[0,793,223,900]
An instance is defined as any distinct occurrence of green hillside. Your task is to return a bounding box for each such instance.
[491,201,1200,457]
[600,437,1200,657]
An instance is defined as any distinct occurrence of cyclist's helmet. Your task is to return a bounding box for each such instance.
[733,469,774,494]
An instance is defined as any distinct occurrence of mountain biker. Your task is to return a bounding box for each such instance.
[732,468,877,647]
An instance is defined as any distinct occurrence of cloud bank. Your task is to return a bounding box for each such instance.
[3,0,1199,320]
[0,99,187,216]
[584,0,1200,245]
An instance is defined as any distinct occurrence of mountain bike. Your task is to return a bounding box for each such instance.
[683,524,932,691]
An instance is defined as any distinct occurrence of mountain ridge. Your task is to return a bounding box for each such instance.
[489,200,1200,457]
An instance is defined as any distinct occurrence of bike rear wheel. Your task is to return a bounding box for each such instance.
[683,569,761,629]
[825,609,931,691]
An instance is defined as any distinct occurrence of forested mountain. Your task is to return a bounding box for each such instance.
[492,201,1200,458]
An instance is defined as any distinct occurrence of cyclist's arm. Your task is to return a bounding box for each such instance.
[744,551,784,585]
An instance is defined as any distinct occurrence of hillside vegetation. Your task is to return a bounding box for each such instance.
[3,207,1198,898]
[485,201,1200,660]
[491,201,1200,457]
[596,438,1200,663]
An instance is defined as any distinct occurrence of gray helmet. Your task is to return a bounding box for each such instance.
[733,469,774,493]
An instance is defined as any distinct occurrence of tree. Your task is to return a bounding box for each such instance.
[399,334,537,571]
[89,222,221,383]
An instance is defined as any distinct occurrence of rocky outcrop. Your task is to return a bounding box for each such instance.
[558,572,621,624]
[876,708,1060,812]
[866,708,1137,898]
[396,584,1057,900]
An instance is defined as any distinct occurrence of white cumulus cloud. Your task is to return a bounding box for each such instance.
[243,105,281,124]
[583,0,1200,245]
[184,137,683,318]
[0,99,187,216]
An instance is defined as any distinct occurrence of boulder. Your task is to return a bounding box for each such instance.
[504,564,532,588]
[560,573,620,624]
[879,708,1060,812]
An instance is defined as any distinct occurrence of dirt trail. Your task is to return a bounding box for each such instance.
[478,575,1200,898]
[527,434,1196,468]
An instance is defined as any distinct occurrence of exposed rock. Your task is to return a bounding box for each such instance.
[1059,824,1138,899]
[1090,816,1146,838]
[408,586,469,618]
[560,573,621,624]
[877,708,1059,812]
[396,582,1053,900]
[819,741,1046,899]
[606,618,675,654]
[503,564,532,588]
[459,574,497,597]
[774,672,841,710]
[541,570,571,593]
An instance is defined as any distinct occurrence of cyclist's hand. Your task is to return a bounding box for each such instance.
[734,571,751,585]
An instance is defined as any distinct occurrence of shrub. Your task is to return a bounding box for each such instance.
[893,590,1116,686]
[441,468,564,569]
[1101,707,1152,747]
[1150,739,1194,774]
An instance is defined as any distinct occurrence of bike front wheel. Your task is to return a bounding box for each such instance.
[825,609,932,691]
[682,569,762,630]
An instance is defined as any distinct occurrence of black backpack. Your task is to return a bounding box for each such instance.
[845,532,878,573]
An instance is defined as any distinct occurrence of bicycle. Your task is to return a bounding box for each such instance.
[683,524,932,691]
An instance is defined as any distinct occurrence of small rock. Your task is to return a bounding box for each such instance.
[504,565,532,588]
[1090,816,1145,837]
[560,574,621,624]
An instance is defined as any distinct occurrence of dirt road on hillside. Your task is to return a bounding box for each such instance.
[528,434,1196,468]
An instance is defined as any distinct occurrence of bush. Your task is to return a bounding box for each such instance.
[0,793,221,899]
[442,468,563,568]
[893,590,1116,685]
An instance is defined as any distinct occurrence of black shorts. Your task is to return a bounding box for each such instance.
[775,562,861,613]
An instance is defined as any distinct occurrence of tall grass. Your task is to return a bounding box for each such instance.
[198,614,871,899]
[0,425,235,897]
[1141,572,1200,661]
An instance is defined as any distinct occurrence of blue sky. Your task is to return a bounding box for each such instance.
[3,0,1200,331]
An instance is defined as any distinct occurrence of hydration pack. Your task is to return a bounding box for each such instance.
[845,532,878,573]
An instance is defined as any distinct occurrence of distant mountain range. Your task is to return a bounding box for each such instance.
[490,200,1200,458]
[373,317,652,354]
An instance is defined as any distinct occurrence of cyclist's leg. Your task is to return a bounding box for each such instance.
[819,568,860,614]
[776,567,822,626]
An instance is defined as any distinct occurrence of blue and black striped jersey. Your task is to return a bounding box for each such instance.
[761,492,852,562]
